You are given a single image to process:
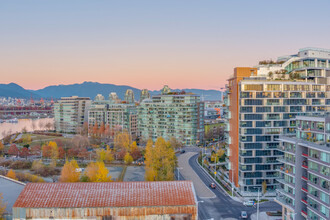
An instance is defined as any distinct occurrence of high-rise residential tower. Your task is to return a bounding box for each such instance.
[124,89,135,104]
[276,115,330,220]
[138,86,204,145]
[140,89,150,102]
[54,96,91,133]
[224,48,330,197]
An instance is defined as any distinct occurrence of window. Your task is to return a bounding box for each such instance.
[241,121,252,127]
[274,106,286,112]
[256,107,271,112]
[241,107,253,113]
[244,99,263,105]
[244,84,263,91]
[244,114,263,120]
[266,84,281,91]
[256,121,271,127]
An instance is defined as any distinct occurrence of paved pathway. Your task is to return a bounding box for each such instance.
[178,152,215,198]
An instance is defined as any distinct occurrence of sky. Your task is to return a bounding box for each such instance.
[1,0,330,91]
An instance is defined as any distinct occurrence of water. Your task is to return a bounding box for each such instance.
[0,118,54,139]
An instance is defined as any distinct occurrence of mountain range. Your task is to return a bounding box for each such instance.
[0,82,222,101]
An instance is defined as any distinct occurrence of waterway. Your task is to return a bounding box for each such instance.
[0,118,54,139]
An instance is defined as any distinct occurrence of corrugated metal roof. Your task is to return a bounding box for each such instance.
[13,181,196,208]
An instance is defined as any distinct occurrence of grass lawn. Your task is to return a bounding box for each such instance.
[29,135,72,147]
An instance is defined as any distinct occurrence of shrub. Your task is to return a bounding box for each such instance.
[8,161,32,169]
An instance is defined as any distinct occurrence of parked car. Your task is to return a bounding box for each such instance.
[240,211,248,219]
[180,150,186,154]
[243,200,254,207]
[210,183,216,189]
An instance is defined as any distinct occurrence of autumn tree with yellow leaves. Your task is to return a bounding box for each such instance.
[59,159,80,182]
[0,142,4,155]
[6,169,17,180]
[84,161,111,182]
[145,137,177,181]
[96,146,114,163]
[0,193,7,218]
[114,131,131,151]
[124,152,133,165]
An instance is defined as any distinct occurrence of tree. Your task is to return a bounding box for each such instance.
[124,152,133,165]
[262,181,267,194]
[131,147,142,161]
[168,137,182,150]
[22,134,32,145]
[78,148,89,160]
[84,161,111,182]
[96,147,114,163]
[59,159,80,182]
[30,145,41,155]
[145,137,177,181]
[8,144,19,156]
[0,193,7,218]
[31,160,44,173]
[0,142,4,155]
[116,149,127,161]
[114,132,131,151]
[20,147,30,159]
[71,135,90,149]
[58,147,65,159]
[6,169,17,180]
[217,149,225,161]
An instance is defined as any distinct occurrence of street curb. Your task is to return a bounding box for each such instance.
[195,157,241,201]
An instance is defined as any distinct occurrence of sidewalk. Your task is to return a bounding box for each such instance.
[250,212,282,220]
[177,152,216,198]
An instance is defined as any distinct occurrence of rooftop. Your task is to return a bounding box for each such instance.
[13,181,197,208]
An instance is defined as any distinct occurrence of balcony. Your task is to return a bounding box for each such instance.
[302,153,308,157]
[302,176,308,181]
[302,164,308,169]
[301,198,308,205]
[301,210,307,217]
[302,187,308,193]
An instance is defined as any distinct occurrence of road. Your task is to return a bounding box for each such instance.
[178,148,281,220]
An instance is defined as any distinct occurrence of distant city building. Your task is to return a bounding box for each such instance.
[140,89,150,102]
[138,86,204,145]
[224,48,330,197]
[109,92,121,104]
[161,85,171,95]
[204,101,223,120]
[276,115,330,220]
[54,96,91,133]
[13,181,198,220]
[89,90,138,137]
[124,89,135,104]
[94,94,105,101]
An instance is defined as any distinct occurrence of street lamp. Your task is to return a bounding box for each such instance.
[253,187,261,220]
[177,167,183,180]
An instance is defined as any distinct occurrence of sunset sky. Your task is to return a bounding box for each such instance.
[1,0,330,90]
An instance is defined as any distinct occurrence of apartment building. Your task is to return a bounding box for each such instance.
[224,48,330,196]
[54,96,91,133]
[276,115,330,220]
[88,95,138,138]
[138,86,204,145]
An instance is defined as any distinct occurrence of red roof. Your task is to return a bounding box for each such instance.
[13,181,196,208]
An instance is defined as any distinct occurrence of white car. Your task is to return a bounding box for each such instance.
[241,211,248,219]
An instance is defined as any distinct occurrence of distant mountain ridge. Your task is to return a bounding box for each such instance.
[0,82,222,101]
[0,83,39,98]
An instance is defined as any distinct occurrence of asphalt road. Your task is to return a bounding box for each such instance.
[180,148,281,220]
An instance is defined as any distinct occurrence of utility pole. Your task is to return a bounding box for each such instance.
[257,187,260,220]
[231,168,235,196]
